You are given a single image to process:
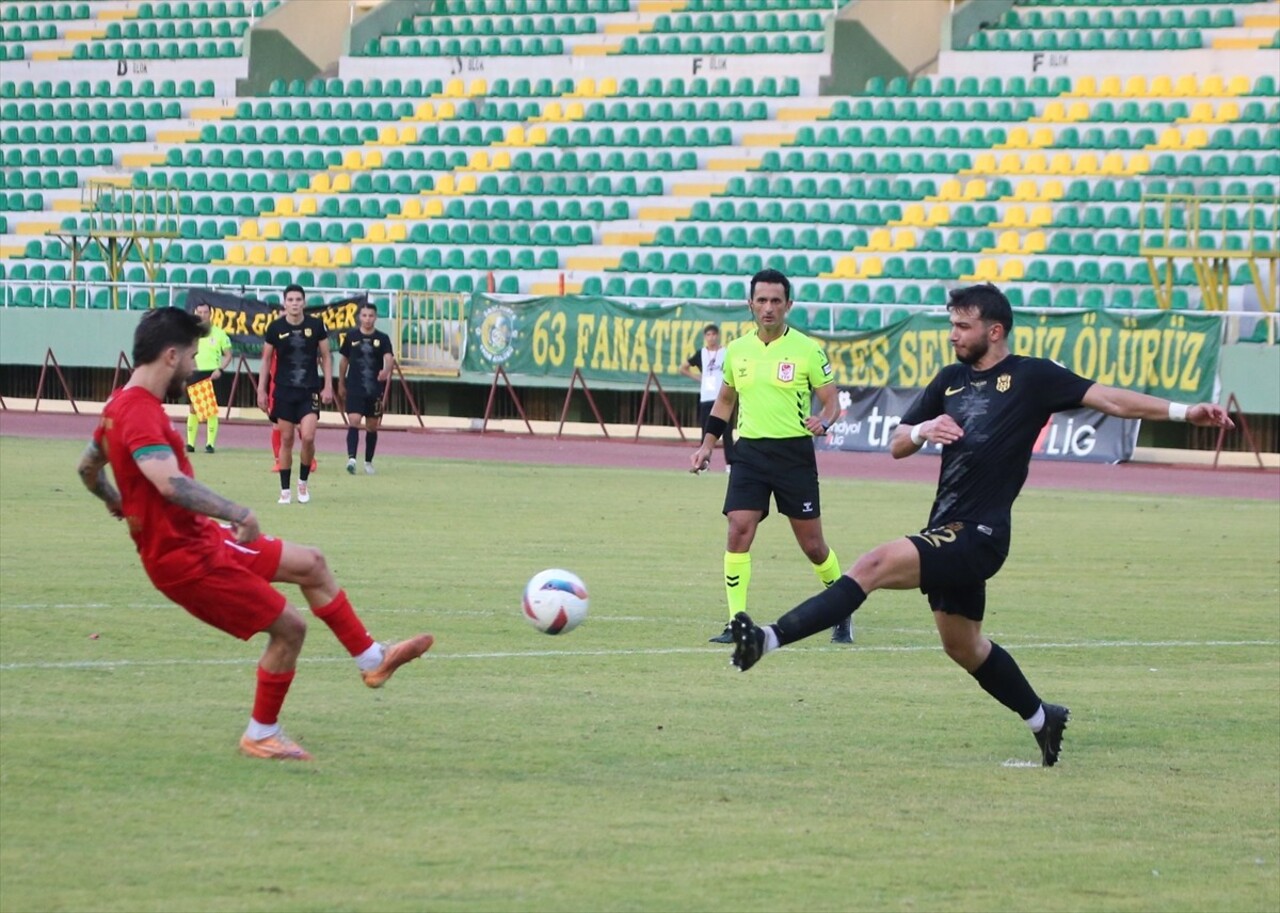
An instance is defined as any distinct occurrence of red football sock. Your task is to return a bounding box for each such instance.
[312,590,376,657]
[252,666,295,726]
[270,426,281,460]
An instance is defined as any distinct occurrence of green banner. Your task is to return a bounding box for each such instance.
[463,296,1221,401]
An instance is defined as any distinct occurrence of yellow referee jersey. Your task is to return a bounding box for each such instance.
[724,327,834,439]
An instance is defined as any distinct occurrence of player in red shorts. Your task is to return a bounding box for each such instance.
[78,307,432,762]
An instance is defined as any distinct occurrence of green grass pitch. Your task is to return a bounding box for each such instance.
[1,435,1277,912]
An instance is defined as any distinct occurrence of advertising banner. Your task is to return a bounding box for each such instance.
[183,288,370,355]
[462,296,1221,402]
[819,386,1141,464]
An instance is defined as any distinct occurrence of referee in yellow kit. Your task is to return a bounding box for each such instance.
[186,301,234,453]
[690,269,852,645]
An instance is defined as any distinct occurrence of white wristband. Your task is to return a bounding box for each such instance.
[1167,402,1190,422]
[910,424,926,445]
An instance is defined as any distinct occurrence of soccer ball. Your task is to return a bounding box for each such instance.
[522,569,589,635]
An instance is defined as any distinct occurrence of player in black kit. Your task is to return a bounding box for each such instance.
[339,301,394,476]
[728,283,1235,766]
[256,284,333,504]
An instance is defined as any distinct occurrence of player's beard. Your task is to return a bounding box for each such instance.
[167,370,191,399]
[955,336,988,365]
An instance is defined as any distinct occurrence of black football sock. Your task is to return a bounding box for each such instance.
[969,642,1042,719]
[365,431,378,462]
[346,426,358,460]
[773,576,866,646]
[299,461,311,482]
[279,468,291,491]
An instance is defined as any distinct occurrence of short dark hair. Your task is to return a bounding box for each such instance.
[283,283,305,299]
[358,301,378,315]
[948,283,1013,336]
[703,323,720,334]
[132,307,207,365]
[749,268,791,302]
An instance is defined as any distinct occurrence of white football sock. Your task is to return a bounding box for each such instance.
[355,642,385,671]
[762,625,780,653]
[1025,704,1046,732]
[245,719,281,741]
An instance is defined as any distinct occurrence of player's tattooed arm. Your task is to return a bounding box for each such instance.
[166,475,253,524]
[77,440,123,518]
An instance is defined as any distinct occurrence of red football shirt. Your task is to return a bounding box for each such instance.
[95,385,224,585]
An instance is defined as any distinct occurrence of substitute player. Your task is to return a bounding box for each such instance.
[257,284,332,504]
[185,301,232,454]
[78,307,433,761]
[727,283,1235,766]
[339,301,394,475]
[689,269,852,646]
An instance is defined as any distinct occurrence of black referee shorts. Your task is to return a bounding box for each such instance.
[722,437,820,521]
[908,521,1009,621]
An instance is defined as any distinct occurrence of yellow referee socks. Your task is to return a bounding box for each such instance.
[207,416,219,448]
[812,548,842,589]
[186,414,199,447]
[724,551,751,620]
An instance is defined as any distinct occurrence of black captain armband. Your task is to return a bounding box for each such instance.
[703,415,728,441]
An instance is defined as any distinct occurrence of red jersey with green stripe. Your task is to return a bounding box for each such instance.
[94,385,224,584]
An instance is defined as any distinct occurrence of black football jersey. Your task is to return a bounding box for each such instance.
[264,315,327,392]
[340,330,393,396]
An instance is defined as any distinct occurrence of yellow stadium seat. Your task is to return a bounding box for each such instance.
[504,125,527,146]
[1025,152,1049,174]
[831,256,858,279]
[927,203,950,225]
[1011,180,1039,201]
[971,259,999,282]
[999,260,1025,282]
[1185,101,1215,123]
[333,247,352,267]
[239,219,260,241]
[437,101,456,118]
[998,153,1022,174]
[401,199,423,219]
[996,207,1027,229]
[565,101,585,119]
[331,173,351,192]
[1066,101,1090,121]
[891,228,916,250]
[288,247,309,267]
[442,78,464,97]
[226,244,247,264]
[1041,179,1064,201]
[1074,153,1100,175]
[963,178,987,199]
[1038,101,1066,122]
[574,77,597,97]
[1127,152,1151,175]
[310,173,331,193]
[398,126,416,143]
[971,153,997,174]
[1226,75,1250,95]
[1030,127,1054,148]
[378,126,397,145]
[268,247,288,267]
[274,198,296,217]
[342,150,362,170]
[541,102,564,122]
[415,102,437,120]
[865,228,891,252]
[312,247,332,268]
[298,198,317,216]
[365,224,387,244]
[1047,152,1073,175]
[1071,75,1098,97]
[1173,74,1199,97]
[468,78,487,96]
[1123,75,1148,98]
[857,256,883,279]
[995,229,1020,252]
[1003,127,1031,149]
[261,220,281,240]
[1100,152,1127,175]
[899,203,927,226]
[469,151,491,171]
[599,76,618,95]
[1185,127,1209,148]
[527,125,547,144]
[387,223,406,243]
[423,199,444,217]
[1098,75,1122,96]
[491,150,511,169]
[1200,75,1225,97]
[457,174,477,194]
[1023,230,1047,253]
[1149,75,1174,97]
[937,179,963,202]
[1216,101,1240,122]
[247,245,268,265]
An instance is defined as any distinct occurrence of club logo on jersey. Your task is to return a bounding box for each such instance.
[996,373,1012,393]
[373,339,381,348]
[777,362,795,382]
[304,328,313,338]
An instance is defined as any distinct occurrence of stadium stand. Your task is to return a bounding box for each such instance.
[0,0,1277,331]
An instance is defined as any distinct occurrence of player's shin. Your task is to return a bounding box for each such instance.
[346,426,359,460]
[969,642,1042,719]
[773,576,866,646]
[311,589,377,659]
[365,431,378,462]
[249,666,295,735]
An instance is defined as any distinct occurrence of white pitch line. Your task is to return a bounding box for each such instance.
[0,639,1275,672]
